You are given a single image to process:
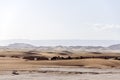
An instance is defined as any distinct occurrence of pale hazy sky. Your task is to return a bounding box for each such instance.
[0,0,120,40]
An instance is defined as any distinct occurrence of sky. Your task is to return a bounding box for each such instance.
[0,0,120,40]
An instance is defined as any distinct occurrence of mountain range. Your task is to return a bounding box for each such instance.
[0,39,120,46]
[0,43,120,50]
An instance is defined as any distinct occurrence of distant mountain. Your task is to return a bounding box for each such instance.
[0,40,120,51]
[0,39,120,46]
[108,44,120,50]
[69,46,104,49]
[7,43,36,49]
[0,43,107,51]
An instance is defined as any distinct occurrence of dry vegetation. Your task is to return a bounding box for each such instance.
[0,50,120,71]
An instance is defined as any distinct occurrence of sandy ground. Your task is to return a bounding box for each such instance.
[0,58,120,71]
[0,67,120,80]
[0,50,120,80]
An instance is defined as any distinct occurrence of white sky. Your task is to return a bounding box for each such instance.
[0,0,120,40]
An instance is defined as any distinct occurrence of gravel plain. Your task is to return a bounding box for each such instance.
[0,67,120,80]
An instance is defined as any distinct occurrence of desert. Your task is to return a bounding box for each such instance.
[1,0,120,80]
[0,43,120,80]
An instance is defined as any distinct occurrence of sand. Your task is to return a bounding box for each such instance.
[0,50,120,80]
[0,67,120,80]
